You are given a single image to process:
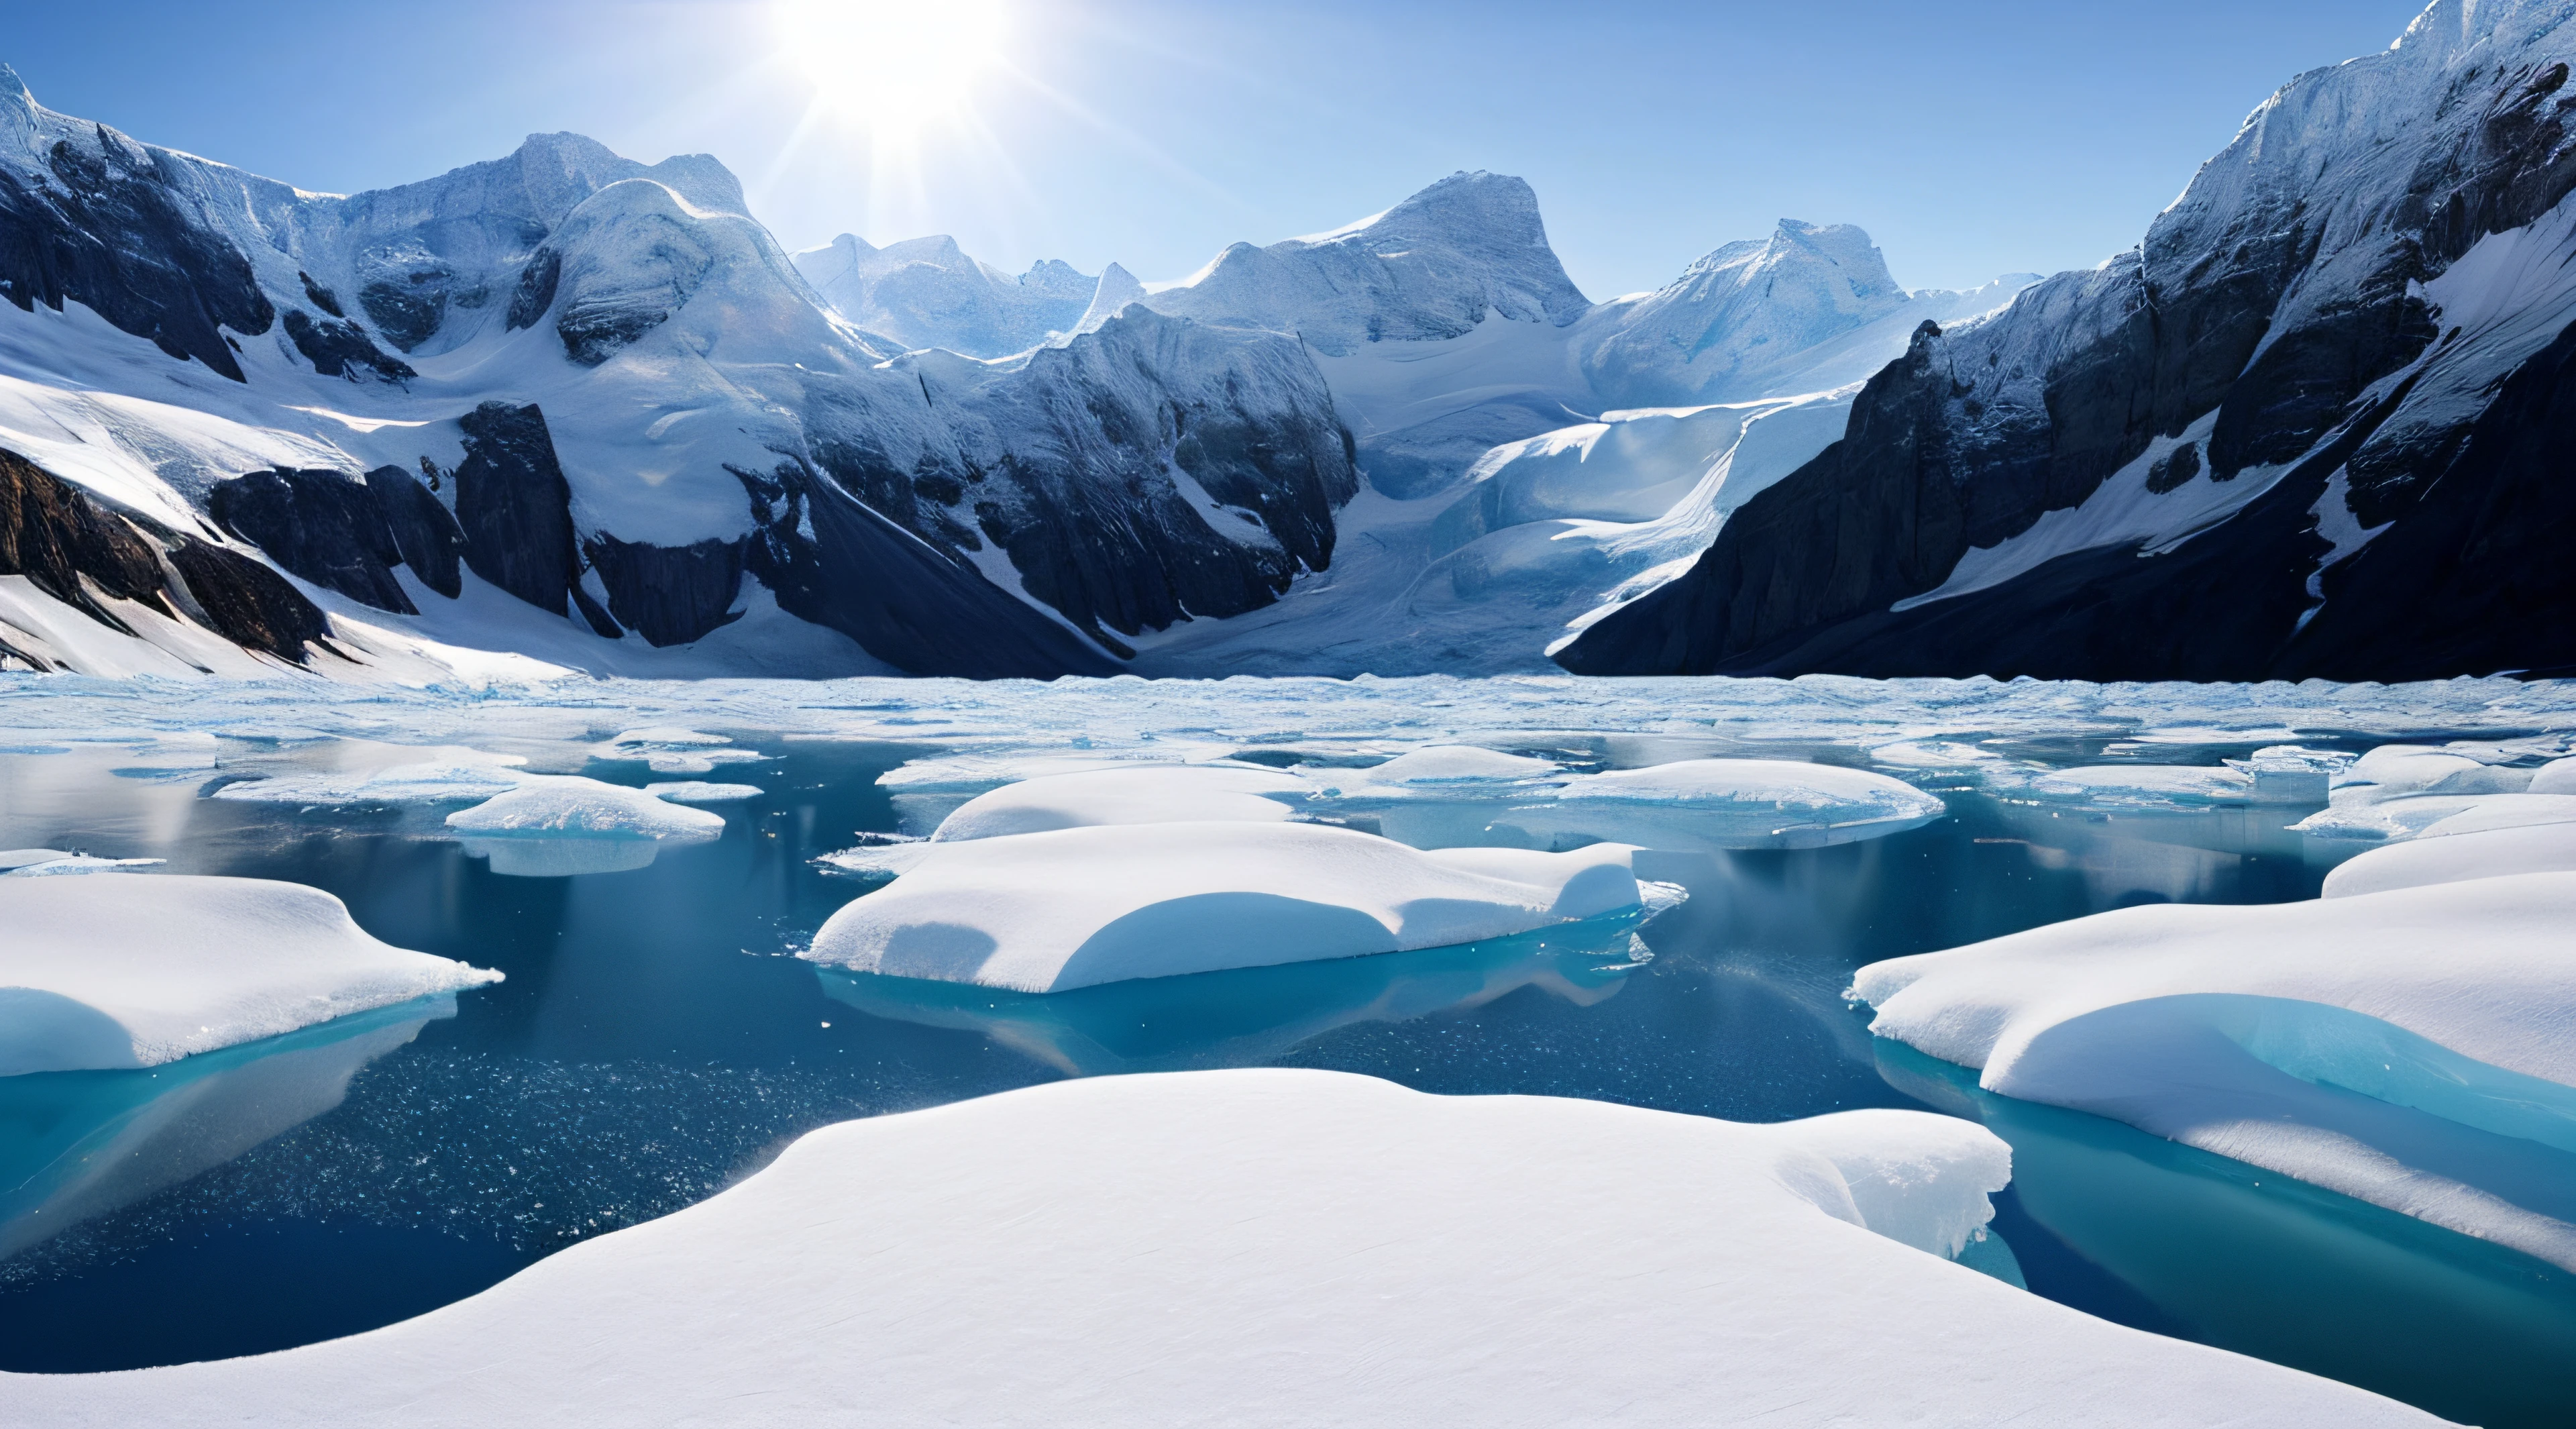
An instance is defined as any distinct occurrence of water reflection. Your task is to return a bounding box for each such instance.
[1874,1039,2576,1429]
[458,837,667,877]
[819,918,1648,1076]
[0,998,451,1257]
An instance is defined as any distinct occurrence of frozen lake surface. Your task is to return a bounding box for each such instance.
[2,672,2573,1426]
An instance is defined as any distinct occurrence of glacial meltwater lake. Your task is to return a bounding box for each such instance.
[3,674,2573,1427]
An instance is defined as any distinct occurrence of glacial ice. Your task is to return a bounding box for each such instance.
[0,874,501,1074]
[804,822,1667,992]
[443,777,727,841]
[928,765,1309,841]
[1996,763,2256,808]
[0,1069,2439,1427]
[1852,872,2576,1269]
[1503,757,1945,850]
[641,780,763,803]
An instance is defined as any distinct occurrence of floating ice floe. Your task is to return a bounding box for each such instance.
[0,874,501,1075]
[1866,739,2015,781]
[2532,756,2576,794]
[447,776,727,876]
[1500,758,1945,851]
[1851,871,2576,1270]
[592,728,766,775]
[643,781,765,804]
[0,1069,2438,1426]
[1302,744,1563,796]
[2330,744,2532,804]
[806,821,1675,992]
[2292,790,2576,841]
[212,753,530,805]
[1996,763,2256,808]
[929,766,1309,841]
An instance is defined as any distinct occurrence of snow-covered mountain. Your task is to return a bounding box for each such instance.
[1562,0,2576,682]
[0,61,2026,681]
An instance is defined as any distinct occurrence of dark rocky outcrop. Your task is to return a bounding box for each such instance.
[366,465,467,598]
[736,458,1116,678]
[504,248,560,331]
[582,533,745,647]
[210,468,414,613]
[0,129,273,381]
[453,401,581,615]
[281,309,416,383]
[0,447,329,668]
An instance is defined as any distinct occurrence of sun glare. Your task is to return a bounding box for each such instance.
[777,0,1011,123]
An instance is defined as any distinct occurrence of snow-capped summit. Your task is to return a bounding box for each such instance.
[1140,171,1591,356]
[791,233,1095,358]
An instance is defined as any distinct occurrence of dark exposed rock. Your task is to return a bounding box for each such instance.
[0,446,329,666]
[281,308,417,383]
[298,270,345,317]
[505,248,560,331]
[359,276,444,350]
[582,533,747,647]
[453,401,581,616]
[569,582,623,639]
[735,459,1117,678]
[166,539,331,661]
[557,299,670,366]
[0,131,272,381]
[2144,441,2202,494]
[366,465,466,598]
[209,468,414,613]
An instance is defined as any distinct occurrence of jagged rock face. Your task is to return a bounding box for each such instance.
[0,447,327,666]
[0,123,273,381]
[582,533,746,647]
[1140,171,1591,356]
[211,469,416,613]
[368,466,467,599]
[453,401,583,616]
[1562,0,2576,682]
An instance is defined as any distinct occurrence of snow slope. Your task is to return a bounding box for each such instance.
[0,1069,2438,1427]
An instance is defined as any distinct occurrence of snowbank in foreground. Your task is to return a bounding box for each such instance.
[929,765,1308,841]
[1852,873,2576,1269]
[2322,821,2576,897]
[0,876,502,1075]
[806,822,1664,991]
[0,1070,2434,1428]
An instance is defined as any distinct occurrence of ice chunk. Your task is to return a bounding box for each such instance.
[0,849,73,870]
[445,778,728,840]
[213,757,528,805]
[1868,740,2012,780]
[2531,757,2576,795]
[805,822,1670,991]
[1998,763,2255,808]
[875,748,1248,795]
[1347,745,1561,786]
[3,855,166,876]
[2322,823,2576,898]
[2226,745,2349,804]
[1,1069,2436,1426]
[930,766,1309,842]
[594,729,765,774]
[1504,758,1945,850]
[2292,791,2576,841]
[2332,745,2532,804]
[1852,872,2576,1269]
[643,781,764,803]
[0,875,502,1074]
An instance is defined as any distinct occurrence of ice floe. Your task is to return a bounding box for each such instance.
[2,853,166,876]
[2322,822,2576,898]
[806,822,1670,992]
[641,781,764,804]
[1503,757,1946,851]
[1852,872,2576,1269]
[212,753,530,806]
[0,1069,2437,1426]
[0,874,501,1075]
[928,765,1309,841]
[1997,763,2256,808]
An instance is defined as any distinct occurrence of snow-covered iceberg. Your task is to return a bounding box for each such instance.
[0,874,501,1075]
[2322,821,2576,898]
[1503,757,1945,851]
[1851,872,2576,1269]
[0,1069,2437,1426]
[928,765,1309,841]
[447,775,728,876]
[805,822,1670,992]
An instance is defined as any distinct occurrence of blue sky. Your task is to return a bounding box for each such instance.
[13,1,2428,296]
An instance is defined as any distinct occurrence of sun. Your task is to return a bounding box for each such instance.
[775,0,1011,123]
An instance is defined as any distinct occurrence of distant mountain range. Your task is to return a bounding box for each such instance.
[5,0,2561,683]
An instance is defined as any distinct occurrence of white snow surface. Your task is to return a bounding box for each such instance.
[806,822,1662,992]
[928,765,1307,841]
[2322,821,2576,897]
[0,1068,2437,1428]
[443,776,725,840]
[0,874,500,1074]
[640,780,761,803]
[1499,757,1947,850]
[1854,872,2576,1269]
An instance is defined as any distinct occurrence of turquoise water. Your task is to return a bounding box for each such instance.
[0,733,2568,1424]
